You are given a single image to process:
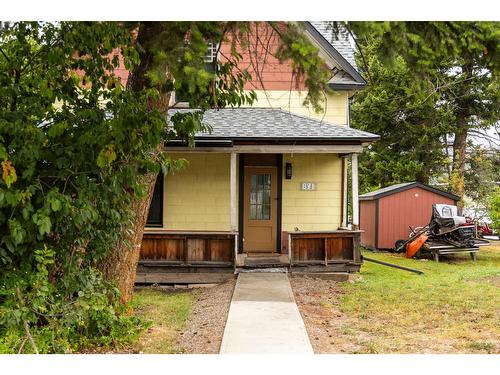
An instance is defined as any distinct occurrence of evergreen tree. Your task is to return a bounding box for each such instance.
[348,22,500,204]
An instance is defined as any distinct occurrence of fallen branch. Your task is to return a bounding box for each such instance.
[18,337,27,354]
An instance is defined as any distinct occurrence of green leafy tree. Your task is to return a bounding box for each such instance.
[0,21,330,352]
[489,188,500,231]
[0,21,151,353]
[464,145,499,204]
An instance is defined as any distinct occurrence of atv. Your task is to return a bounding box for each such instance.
[395,204,489,262]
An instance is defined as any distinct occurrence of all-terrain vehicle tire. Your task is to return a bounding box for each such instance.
[394,239,406,253]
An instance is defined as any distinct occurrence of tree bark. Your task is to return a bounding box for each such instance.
[449,63,473,210]
[98,173,158,303]
[98,22,171,304]
[450,119,468,208]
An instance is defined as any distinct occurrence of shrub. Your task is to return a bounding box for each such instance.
[488,188,500,232]
[0,22,152,353]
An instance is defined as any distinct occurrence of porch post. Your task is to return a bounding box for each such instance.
[351,153,359,229]
[230,152,237,232]
[342,156,348,227]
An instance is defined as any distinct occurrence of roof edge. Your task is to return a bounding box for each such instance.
[359,182,460,202]
[329,82,366,91]
[192,136,380,142]
[303,21,366,86]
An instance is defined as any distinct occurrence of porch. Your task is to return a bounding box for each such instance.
[137,108,378,284]
[137,150,363,283]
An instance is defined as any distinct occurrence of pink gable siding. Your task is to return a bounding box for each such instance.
[97,22,308,93]
[219,22,307,91]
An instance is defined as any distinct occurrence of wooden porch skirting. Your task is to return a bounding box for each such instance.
[137,231,236,284]
[137,230,362,284]
[289,230,362,272]
[140,230,236,264]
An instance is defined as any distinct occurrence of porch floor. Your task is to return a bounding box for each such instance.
[219,273,313,354]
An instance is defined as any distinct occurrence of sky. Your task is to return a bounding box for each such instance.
[3,0,500,21]
[471,126,500,150]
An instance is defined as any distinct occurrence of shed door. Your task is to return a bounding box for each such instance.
[243,166,278,252]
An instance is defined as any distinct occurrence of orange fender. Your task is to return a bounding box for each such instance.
[406,234,428,258]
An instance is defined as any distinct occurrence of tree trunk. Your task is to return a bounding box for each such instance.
[449,63,473,210]
[98,173,158,303]
[450,119,467,209]
[415,169,430,185]
[98,22,171,303]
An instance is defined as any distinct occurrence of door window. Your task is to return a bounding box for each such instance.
[250,173,271,220]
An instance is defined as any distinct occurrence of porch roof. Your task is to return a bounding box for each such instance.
[168,108,379,143]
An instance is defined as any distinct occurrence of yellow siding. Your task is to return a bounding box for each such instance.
[160,153,343,233]
[245,90,348,125]
[282,154,343,231]
[163,153,234,231]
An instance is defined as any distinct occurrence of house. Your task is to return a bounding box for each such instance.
[359,182,460,250]
[137,22,379,284]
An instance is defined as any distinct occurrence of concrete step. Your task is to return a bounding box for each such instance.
[236,267,288,274]
[243,263,284,269]
[244,255,282,267]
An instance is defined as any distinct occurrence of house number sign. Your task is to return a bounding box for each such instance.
[300,182,317,191]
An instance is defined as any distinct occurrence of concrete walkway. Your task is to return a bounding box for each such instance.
[220,273,313,354]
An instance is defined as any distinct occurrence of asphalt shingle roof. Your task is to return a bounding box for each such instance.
[169,108,379,141]
[309,21,358,72]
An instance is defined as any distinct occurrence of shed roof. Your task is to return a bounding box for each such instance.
[359,182,460,202]
[168,108,379,142]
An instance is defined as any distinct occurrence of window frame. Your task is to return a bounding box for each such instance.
[145,173,164,227]
[172,42,219,106]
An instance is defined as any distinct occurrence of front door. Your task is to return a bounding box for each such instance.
[243,166,278,252]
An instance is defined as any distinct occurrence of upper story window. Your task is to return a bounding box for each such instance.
[173,42,218,105]
[205,42,218,64]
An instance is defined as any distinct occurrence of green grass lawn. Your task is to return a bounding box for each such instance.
[130,288,193,353]
[338,244,500,353]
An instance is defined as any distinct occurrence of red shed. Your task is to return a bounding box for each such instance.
[359,182,460,250]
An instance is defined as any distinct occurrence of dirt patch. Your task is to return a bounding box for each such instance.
[177,279,236,353]
[291,275,358,353]
[477,275,500,288]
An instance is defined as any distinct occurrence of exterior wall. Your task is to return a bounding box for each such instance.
[219,22,350,125]
[161,153,236,231]
[359,200,376,249]
[246,90,348,125]
[105,23,353,125]
[282,154,343,232]
[159,153,343,234]
[377,187,456,249]
[112,48,130,87]
[220,22,306,92]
